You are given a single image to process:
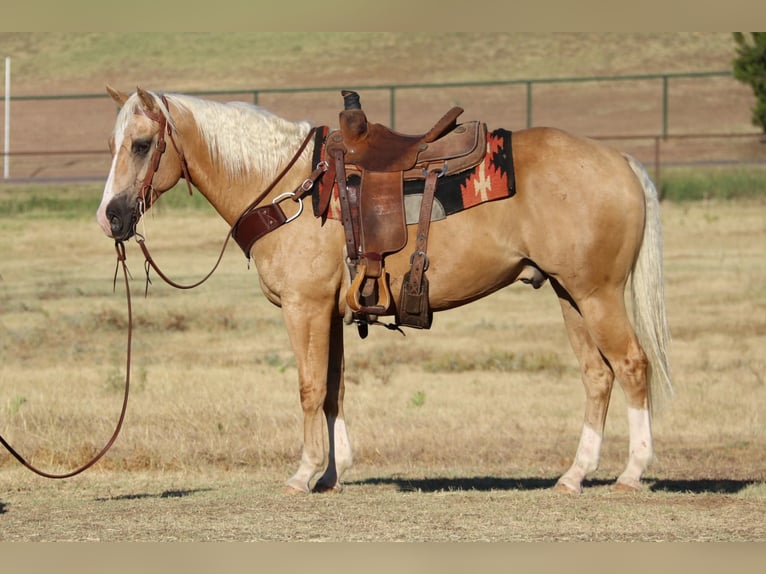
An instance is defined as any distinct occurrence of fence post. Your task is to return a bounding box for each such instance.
[4,57,9,179]
[389,87,396,131]
[526,80,533,128]
[662,75,669,140]
[654,136,662,199]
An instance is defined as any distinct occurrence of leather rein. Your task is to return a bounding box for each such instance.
[0,101,325,478]
[0,242,133,478]
[137,98,324,287]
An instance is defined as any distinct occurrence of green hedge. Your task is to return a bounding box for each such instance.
[659,166,766,201]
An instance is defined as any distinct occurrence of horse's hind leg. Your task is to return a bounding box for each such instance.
[572,287,653,492]
[313,314,353,493]
[552,280,616,493]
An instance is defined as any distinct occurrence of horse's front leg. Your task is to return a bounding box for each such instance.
[281,300,338,493]
[313,314,353,493]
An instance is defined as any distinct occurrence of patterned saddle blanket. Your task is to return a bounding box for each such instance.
[312,128,516,224]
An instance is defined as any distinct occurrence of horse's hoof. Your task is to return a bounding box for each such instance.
[613,479,642,493]
[552,479,582,494]
[283,479,310,494]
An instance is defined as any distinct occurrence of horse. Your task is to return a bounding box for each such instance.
[96,86,672,494]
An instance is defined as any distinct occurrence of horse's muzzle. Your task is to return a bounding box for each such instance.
[105,195,138,241]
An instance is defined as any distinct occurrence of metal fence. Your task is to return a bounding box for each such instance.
[1,70,763,184]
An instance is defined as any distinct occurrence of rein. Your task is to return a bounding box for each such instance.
[0,242,133,478]
[138,123,323,290]
[0,107,324,479]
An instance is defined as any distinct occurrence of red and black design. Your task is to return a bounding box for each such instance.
[407,128,515,216]
[311,128,515,222]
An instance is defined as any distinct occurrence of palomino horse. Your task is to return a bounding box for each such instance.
[96,87,672,494]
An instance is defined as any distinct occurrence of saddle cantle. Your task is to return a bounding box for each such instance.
[323,90,488,330]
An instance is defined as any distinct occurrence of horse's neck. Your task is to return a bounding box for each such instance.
[179,113,314,227]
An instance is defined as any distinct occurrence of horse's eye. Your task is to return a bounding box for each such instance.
[132,139,152,156]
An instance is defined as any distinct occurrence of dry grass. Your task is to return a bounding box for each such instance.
[0,32,764,539]
[1,192,765,540]
[1,468,764,542]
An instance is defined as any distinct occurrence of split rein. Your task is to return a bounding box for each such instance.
[0,122,322,479]
[0,242,133,479]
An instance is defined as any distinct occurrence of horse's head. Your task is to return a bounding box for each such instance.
[96,86,185,240]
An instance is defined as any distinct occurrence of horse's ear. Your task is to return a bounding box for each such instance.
[136,86,158,114]
[106,85,129,107]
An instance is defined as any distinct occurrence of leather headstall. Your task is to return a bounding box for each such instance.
[136,95,194,211]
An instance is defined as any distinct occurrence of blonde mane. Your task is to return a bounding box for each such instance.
[114,90,313,182]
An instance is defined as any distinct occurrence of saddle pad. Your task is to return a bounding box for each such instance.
[313,128,515,223]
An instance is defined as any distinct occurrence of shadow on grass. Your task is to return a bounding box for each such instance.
[94,488,213,502]
[0,501,7,514]
[648,479,761,494]
[349,476,561,492]
[349,476,762,494]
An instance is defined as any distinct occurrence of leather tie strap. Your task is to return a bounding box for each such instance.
[331,148,359,262]
[406,168,440,296]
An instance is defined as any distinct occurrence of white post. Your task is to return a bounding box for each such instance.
[3,57,9,179]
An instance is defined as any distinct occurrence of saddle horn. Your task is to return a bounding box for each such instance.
[341,90,362,110]
[339,90,367,140]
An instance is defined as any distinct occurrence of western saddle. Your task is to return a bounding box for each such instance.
[324,90,488,331]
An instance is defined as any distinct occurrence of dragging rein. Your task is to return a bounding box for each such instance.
[0,111,322,479]
[0,242,133,479]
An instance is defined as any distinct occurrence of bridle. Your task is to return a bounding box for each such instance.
[130,95,227,290]
[137,95,194,210]
[0,97,327,478]
[135,99,324,291]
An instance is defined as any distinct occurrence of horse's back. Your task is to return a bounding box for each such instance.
[513,127,642,193]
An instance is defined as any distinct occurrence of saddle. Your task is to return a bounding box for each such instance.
[324,90,488,330]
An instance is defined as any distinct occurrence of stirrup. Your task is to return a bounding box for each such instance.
[346,264,391,315]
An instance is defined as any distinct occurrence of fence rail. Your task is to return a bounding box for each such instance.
[1,70,764,185]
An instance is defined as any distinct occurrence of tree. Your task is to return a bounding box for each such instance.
[732,32,766,134]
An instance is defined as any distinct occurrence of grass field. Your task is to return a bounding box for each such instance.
[0,184,764,541]
[0,33,765,542]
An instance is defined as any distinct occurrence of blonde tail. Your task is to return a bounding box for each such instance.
[624,154,673,413]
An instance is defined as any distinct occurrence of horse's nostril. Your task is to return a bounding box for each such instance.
[104,194,137,241]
